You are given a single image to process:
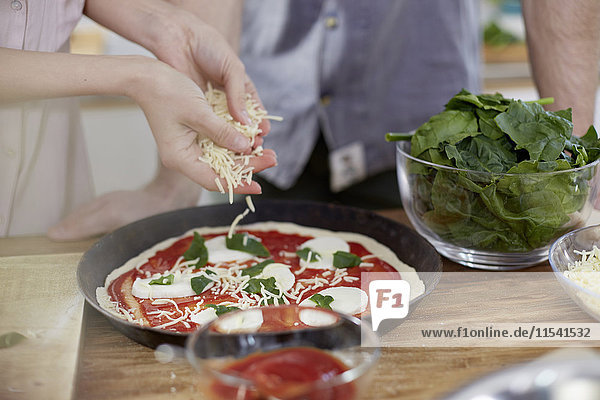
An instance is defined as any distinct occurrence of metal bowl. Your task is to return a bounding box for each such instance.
[443,356,600,399]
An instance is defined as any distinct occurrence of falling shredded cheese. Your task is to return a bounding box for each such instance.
[200,84,281,204]
[245,196,256,213]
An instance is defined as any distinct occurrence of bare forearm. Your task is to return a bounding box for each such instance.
[522,0,600,135]
[0,47,152,104]
[165,0,243,51]
[84,0,177,57]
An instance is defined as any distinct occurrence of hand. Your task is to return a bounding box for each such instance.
[128,57,276,193]
[151,10,271,138]
[47,167,201,240]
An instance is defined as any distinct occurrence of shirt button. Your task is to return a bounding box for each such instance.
[11,1,23,11]
[325,16,338,29]
[5,148,16,158]
[320,95,331,106]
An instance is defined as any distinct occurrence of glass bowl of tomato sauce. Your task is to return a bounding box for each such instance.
[185,305,380,400]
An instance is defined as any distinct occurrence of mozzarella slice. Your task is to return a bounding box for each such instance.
[189,307,218,326]
[299,236,350,270]
[215,309,264,333]
[132,271,214,299]
[299,287,368,315]
[205,235,255,264]
[259,263,295,292]
[299,308,338,327]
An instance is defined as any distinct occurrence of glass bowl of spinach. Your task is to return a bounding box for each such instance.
[387,90,600,270]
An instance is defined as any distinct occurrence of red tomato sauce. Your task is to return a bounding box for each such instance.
[107,229,401,332]
[209,347,355,400]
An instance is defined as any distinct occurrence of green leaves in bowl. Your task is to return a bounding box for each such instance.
[387,89,600,252]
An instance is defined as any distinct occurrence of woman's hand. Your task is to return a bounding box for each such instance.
[152,13,271,142]
[127,57,276,193]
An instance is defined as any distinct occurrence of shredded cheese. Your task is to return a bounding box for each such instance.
[200,84,281,204]
[564,245,600,294]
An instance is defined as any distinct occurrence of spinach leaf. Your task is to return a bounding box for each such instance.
[149,274,174,285]
[0,332,26,349]
[445,89,510,113]
[476,108,504,139]
[242,259,275,277]
[183,232,208,268]
[226,233,270,258]
[445,135,517,173]
[494,101,572,161]
[309,294,335,310]
[410,110,479,157]
[332,251,362,268]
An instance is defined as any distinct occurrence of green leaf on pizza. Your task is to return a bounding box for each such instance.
[183,232,208,268]
[206,304,240,316]
[309,294,334,310]
[149,274,174,285]
[332,251,362,268]
[296,247,321,262]
[226,233,270,258]
[243,277,280,296]
[190,274,214,294]
[242,259,275,277]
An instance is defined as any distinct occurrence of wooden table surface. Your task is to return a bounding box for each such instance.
[2,209,599,400]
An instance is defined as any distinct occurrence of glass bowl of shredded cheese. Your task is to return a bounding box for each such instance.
[549,224,600,322]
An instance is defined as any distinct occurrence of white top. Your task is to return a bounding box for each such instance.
[0,0,94,236]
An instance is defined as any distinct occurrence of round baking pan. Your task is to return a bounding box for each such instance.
[77,199,442,348]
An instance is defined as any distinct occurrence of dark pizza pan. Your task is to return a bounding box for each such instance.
[77,199,442,348]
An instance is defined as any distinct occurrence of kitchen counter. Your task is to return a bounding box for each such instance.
[2,209,599,400]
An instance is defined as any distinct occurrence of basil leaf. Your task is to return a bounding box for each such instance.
[0,332,26,349]
[183,232,208,268]
[226,233,270,258]
[206,304,240,316]
[296,247,321,262]
[191,275,214,294]
[243,277,280,296]
[309,293,334,310]
[332,251,362,268]
[242,259,275,277]
[149,274,174,285]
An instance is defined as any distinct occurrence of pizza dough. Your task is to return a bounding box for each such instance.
[97,221,425,331]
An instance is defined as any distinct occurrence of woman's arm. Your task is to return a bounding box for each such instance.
[83,0,257,129]
[0,47,275,192]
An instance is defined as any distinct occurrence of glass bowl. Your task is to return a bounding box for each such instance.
[185,305,380,400]
[549,224,600,322]
[396,141,600,270]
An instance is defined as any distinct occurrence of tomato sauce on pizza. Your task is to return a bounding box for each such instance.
[97,221,423,333]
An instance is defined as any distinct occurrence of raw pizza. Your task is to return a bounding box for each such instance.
[97,221,425,333]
